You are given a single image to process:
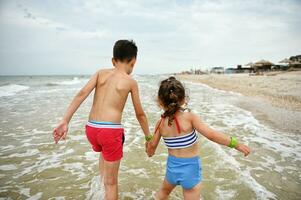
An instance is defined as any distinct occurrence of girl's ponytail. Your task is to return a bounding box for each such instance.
[158,77,185,125]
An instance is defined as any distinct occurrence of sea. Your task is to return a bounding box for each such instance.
[0,75,300,200]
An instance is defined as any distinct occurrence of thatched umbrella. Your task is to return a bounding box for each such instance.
[254,59,274,66]
[253,59,274,72]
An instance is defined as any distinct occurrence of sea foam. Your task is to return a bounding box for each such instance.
[53,77,81,85]
[0,84,29,97]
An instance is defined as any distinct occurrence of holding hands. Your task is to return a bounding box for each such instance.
[145,141,155,157]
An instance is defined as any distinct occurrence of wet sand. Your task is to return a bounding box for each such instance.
[177,71,301,134]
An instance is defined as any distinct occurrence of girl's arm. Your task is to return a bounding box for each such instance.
[146,120,162,157]
[191,113,250,156]
[53,71,99,143]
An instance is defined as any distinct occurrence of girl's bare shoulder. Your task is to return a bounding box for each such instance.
[181,109,196,118]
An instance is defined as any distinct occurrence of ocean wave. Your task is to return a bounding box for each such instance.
[0,164,17,171]
[51,77,81,86]
[45,83,60,86]
[86,176,105,200]
[0,84,29,97]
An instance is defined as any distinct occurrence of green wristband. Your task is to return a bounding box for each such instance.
[145,135,153,142]
[228,137,238,148]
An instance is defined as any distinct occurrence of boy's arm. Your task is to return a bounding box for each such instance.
[146,120,161,157]
[130,80,151,138]
[53,71,99,143]
[191,112,250,156]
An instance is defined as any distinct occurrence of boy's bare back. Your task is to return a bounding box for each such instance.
[89,69,134,123]
[53,39,149,153]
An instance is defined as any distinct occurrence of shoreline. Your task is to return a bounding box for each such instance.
[177,71,301,134]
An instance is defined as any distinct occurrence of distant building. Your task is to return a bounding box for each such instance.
[210,67,224,74]
[289,55,301,68]
[289,55,301,62]
[225,67,236,74]
[225,65,252,74]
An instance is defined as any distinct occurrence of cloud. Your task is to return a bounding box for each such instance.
[0,0,300,75]
[1,2,107,40]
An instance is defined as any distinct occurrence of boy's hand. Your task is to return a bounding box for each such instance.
[53,121,68,144]
[235,143,250,156]
[145,142,155,157]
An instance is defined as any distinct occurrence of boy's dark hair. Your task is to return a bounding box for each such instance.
[158,76,185,125]
[113,40,138,63]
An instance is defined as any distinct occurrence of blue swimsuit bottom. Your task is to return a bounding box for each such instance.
[166,155,202,190]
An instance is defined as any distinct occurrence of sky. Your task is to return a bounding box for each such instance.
[0,0,300,75]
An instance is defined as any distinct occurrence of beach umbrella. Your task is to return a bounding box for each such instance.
[254,59,274,66]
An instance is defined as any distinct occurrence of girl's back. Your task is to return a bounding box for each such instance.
[157,111,200,158]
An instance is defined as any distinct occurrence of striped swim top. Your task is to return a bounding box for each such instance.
[162,129,198,149]
[154,115,198,149]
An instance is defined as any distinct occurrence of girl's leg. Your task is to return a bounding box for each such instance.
[99,153,104,181]
[155,178,176,200]
[182,182,202,200]
[103,159,121,200]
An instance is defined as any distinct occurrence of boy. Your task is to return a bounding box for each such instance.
[53,40,151,200]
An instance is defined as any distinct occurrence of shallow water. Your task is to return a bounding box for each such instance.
[0,75,300,199]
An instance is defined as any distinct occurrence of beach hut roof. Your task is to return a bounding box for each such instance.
[254,59,274,65]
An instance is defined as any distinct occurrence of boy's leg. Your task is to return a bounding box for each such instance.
[155,178,176,200]
[182,183,202,200]
[103,159,121,200]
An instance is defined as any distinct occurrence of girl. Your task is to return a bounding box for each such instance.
[146,76,250,200]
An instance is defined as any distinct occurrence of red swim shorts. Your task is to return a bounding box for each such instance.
[85,121,125,162]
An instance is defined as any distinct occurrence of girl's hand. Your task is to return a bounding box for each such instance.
[53,121,68,144]
[235,143,251,156]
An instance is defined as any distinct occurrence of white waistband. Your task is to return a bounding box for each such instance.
[86,121,123,129]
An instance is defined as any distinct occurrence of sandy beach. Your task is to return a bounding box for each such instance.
[177,71,301,134]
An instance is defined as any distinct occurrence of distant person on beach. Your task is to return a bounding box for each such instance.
[53,40,151,200]
[147,77,250,200]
